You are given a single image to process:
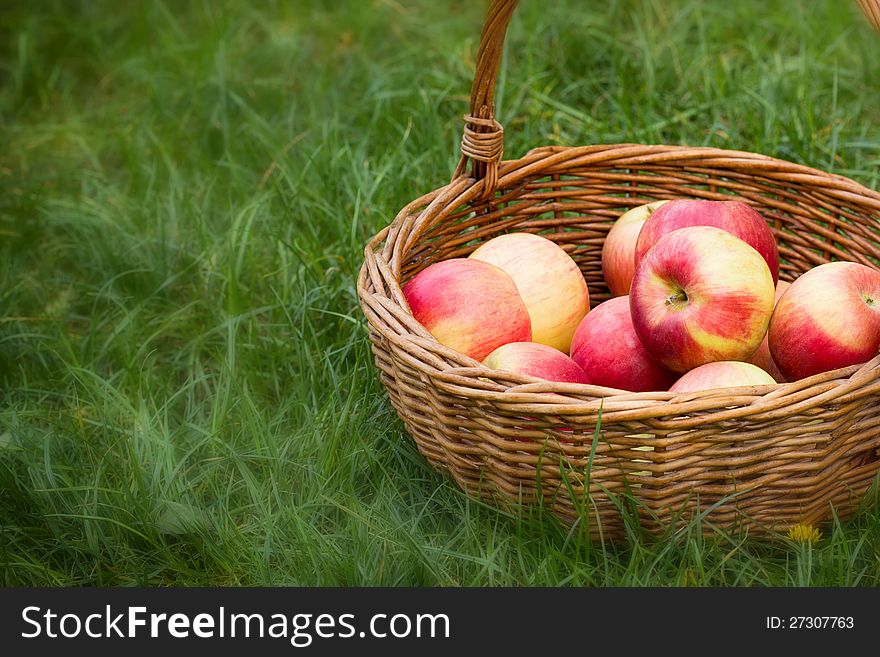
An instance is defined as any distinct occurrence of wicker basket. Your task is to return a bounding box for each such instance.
[357,0,880,540]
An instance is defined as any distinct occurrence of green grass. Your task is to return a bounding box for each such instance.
[2,0,880,586]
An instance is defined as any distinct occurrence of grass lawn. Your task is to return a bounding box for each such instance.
[2,0,880,586]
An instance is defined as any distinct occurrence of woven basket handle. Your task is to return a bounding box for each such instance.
[860,0,880,30]
[451,0,518,195]
[454,0,880,196]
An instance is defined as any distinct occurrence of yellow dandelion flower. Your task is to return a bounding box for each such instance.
[787,523,822,544]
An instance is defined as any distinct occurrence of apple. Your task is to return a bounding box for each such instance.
[483,342,590,384]
[570,296,676,391]
[768,261,880,381]
[745,279,791,381]
[469,232,589,353]
[402,258,531,361]
[634,199,780,284]
[629,226,776,373]
[669,361,777,393]
[602,200,669,296]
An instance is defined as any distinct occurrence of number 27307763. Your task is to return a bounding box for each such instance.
[766,616,854,629]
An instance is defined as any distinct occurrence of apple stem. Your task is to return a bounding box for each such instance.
[665,291,689,306]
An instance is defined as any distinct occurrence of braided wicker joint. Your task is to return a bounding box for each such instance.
[454,115,505,196]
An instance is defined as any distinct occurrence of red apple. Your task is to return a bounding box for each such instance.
[769,261,880,381]
[602,200,669,296]
[630,226,775,373]
[634,199,780,284]
[670,361,777,393]
[469,232,589,353]
[745,279,791,381]
[483,342,590,384]
[570,296,676,391]
[402,258,531,361]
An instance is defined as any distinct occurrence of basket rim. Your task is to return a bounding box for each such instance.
[358,141,880,422]
[494,143,880,209]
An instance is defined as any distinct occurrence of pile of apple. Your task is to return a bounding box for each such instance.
[403,199,880,394]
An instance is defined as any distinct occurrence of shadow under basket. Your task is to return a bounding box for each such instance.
[357,0,880,540]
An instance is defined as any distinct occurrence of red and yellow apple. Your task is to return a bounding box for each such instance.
[402,258,531,361]
[483,342,590,384]
[634,199,780,284]
[669,361,777,393]
[602,200,668,296]
[469,232,589,353]
[768,261,880,381]
[629,226,775,373]
[745,279,790,381]
[570,296,676,391]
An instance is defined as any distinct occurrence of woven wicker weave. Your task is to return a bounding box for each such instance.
[357,0,880,539]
